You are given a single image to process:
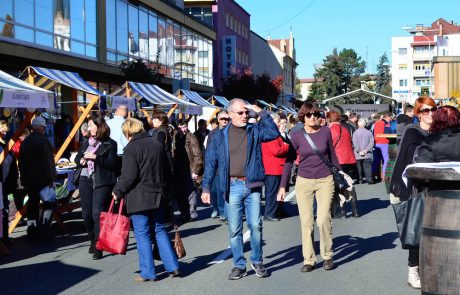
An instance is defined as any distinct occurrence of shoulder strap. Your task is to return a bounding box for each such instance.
[333,126,342,148]
[302,129,337,172]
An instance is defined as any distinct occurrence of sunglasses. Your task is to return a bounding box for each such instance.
[233,111,250,116]
[305,111,322,118]
[420,107,437,115]
[219,117,230,121]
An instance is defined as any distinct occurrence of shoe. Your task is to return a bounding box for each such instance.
[88,240,96,254]
[26,225,39,241]
[169,270,181,278]
[276,209,289,219]
[300,264,315,272]
[352,212,360,218]
[407,266,421,289]
[367,180,377,185]
[228,267,247,280]
[263,217,280,222]
[189,216,198,222]
[92,250,103,260]
[251,262,268,278]
[134,276,154,283]
[211,211,219,219]
[219,216,227,222]
[323,259,334,270]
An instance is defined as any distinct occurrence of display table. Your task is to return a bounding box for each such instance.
[405,163,460,295]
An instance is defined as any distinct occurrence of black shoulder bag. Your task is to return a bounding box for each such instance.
[302,129,349,191]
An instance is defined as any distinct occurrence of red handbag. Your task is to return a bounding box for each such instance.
[96,198,130,255]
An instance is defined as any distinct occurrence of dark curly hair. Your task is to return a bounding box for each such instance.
[430,106,460,133]
[297,102,317,123]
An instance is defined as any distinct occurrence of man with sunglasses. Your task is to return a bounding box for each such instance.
[201,99,279,280]
[206,110,230,220]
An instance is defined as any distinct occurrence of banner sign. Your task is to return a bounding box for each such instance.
[222,35,236,77]
[0,89,51,109]
[338,104,390,118]
[183,105,203,116]
[106,96,137,111]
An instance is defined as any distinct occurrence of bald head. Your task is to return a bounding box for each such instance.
[115,105,128,118]
[228,98,249,127]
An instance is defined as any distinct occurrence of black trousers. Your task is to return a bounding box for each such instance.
[408,248,419,267]
[264,175,281,218]
[78,176,113,241]
[26,186,55,227]
[356,158,372,181]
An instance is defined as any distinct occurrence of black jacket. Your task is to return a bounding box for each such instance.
[150,125,174,174]
[19,132,55,189]
[417,128,460,163]
[75,138,118,188]
[113,132,171,215]
[390,125,429,201]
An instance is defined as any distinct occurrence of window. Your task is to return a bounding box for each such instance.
[128,4,139,56]
[148,13,158,61]
[226,13,229,28]
[398,48,407,55]
[399,79,408,87]
[399,64,407,70]
[106,0,117,50]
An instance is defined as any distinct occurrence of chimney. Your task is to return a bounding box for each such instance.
[440,23,443,36]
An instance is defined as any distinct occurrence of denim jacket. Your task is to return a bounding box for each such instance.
[202,111,279,201]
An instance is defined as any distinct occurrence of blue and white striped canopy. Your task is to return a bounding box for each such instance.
[0,69,52,93]
[213,96,229,108]
[31,66,101,96]
[181,90,216,107]
[256,99,276,110]
[279,105,297,115]
[129,82,196,106]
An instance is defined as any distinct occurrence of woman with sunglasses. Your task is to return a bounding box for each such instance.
[389,96,436,289]
[278,102,340,272]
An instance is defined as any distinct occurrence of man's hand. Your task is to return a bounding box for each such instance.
[245,104,263,114]
[191,173,198,181]
[201,192,211,204]
[277,187,286,201]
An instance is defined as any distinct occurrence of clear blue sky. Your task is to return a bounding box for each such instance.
[239,0,460,78]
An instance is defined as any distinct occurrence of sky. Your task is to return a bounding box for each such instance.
[238,0,460,78]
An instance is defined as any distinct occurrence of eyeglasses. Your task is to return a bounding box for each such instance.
[305,111,322,118]
[420,107,437,115]
[233,111,250,116]
[219,117,230,121]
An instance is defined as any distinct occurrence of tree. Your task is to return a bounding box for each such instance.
[339,48,366,93]
[120,51,164,85]
[375,52,392,96]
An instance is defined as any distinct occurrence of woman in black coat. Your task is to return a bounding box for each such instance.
[113,118,179,282]
[75,116,118,260]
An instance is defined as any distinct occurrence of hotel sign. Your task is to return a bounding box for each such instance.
[222,35,236,77]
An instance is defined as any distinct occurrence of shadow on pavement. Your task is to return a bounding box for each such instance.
[0,260,99,295]
[333,232,399,267]
[264,244,303,272]
[178,224,223,239]
[356,197,390,216]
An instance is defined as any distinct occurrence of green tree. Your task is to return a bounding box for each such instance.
[339,48,366,93]
[120,51,164,85]
[375,52,392,96]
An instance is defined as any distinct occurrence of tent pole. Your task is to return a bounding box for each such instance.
[54,95,99,162]
[125,82,131,118]
[206,108,220,126]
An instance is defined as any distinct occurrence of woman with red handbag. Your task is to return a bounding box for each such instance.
[112,118,179,282]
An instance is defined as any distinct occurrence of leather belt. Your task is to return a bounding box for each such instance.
[230,176,246,181]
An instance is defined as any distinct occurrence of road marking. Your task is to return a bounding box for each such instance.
[209,190,296,265]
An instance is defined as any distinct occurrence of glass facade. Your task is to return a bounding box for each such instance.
[185,7,213,27]
[106,0,213,86]
[0,0,98,58]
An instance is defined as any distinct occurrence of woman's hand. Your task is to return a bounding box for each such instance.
[80,158,87,166]
[83,152,96,160]
[277,187,286,201]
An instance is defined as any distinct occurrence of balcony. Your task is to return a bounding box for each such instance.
[412,53,431,61]
[413,69,431,77]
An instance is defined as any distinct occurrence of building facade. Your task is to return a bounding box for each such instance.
[0,0,216,94]
[299,78,316,101]
[250,31,282,81]
[184,0,250,91]
[391,18,460,104]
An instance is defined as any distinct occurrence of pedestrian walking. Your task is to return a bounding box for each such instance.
[278,102,340,272]
[18,117,56,241]
[173,120,203,222]
[106,105,128,174]
[75,116,118,260]
[352,119,375,184]
[262,114,289,221]
[201,99,279,280]
[389,96,436,289]
[113,118,179,282]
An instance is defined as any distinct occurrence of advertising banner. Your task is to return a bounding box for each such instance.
[339,104,390,118]
[0,89,51,109]
[106,96,137,111]
[182,104,203,116]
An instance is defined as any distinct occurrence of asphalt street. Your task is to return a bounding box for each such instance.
[0,181,419,295]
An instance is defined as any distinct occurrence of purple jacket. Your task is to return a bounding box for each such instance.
[352,128,374,160]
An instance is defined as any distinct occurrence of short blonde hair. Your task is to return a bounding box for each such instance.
[0,120,9,133]
[122,118,144,138]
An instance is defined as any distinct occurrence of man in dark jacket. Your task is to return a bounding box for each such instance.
[19,116,56,240]
[174,120,204,222]
[396,104,414,145]
[201,99,279,280]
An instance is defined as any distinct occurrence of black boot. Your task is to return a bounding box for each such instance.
[351,190,360,217]
[93,249,103,260]
[88,240,96,254]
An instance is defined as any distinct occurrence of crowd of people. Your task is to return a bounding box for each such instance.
[1,96,458,288]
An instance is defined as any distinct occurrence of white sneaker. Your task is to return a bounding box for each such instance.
[407,266,421,289]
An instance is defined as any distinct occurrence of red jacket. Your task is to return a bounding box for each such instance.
[330,123,356,165]
[374,119,390,144]
[262,137,289,175]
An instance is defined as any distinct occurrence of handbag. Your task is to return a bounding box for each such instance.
[302,130,350,191]
[153,224,186,260]
[96,198,130,255]
[39,185,57,203]
[392,189,425,249]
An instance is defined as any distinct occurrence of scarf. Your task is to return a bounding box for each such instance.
[87,137,101,176]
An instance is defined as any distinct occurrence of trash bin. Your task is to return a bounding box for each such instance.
[406,166,460,295]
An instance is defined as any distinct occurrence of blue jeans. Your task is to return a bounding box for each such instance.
[225,179,263,269]
[211,174,225,217]
[131,209,179,280]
